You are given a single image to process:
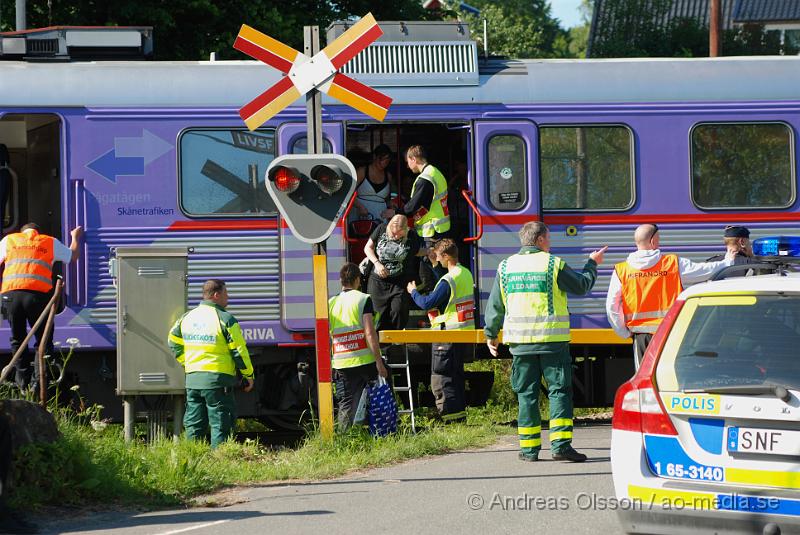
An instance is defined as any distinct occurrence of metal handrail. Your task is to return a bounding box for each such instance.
[0,278,64,408]
[461,189,483,242]
[340,192,359,243]
[378,328,630,345]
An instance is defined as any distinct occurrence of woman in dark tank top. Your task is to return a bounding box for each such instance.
[352,144,393,222]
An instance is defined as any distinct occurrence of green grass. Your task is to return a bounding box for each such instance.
[8,353,608,510]
[10,411,505,509]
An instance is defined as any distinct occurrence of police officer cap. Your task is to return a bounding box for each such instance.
[724,225,750,238]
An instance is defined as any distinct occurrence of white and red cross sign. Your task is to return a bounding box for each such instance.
[234,13,392,131]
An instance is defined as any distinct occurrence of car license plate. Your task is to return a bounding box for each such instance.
[727,426,800,456]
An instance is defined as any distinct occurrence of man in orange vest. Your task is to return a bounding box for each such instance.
[606,223,735,369]
[0,223,83,389]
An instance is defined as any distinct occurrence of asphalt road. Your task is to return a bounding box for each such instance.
[44,423,623,535]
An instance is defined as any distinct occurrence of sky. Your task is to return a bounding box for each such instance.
[549,0,585,29]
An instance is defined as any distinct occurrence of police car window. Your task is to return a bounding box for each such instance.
[540,125,634,211]
[179,129,277,216]
[692,122,795,209]
[661,296,800,391]
[487,135,527,211]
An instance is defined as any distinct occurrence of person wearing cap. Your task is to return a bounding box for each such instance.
[352,144,394,223]
[606,223,737,369]
[706,226,754,265]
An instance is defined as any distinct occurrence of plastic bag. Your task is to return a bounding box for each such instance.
[368,376,398,437]
[353,385,369,426]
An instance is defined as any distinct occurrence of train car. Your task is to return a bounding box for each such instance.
[1,23,800,424]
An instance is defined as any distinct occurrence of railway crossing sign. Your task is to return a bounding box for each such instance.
[234,14,393,441]
[234,13,392,130]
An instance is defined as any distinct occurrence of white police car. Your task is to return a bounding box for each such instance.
[611,237,800,534]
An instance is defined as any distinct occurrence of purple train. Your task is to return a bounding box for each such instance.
[1,24,800,424]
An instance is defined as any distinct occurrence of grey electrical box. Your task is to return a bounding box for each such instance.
[114,247,188,395]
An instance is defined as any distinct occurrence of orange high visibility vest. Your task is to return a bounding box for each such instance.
[1,231,55,293]
[615,254,682,334]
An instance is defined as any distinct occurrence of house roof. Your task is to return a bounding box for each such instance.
[733,0,800,23]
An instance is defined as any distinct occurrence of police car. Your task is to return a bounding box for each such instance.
[611,237,800,534]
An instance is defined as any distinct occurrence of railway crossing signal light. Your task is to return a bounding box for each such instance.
[265,154,357,244]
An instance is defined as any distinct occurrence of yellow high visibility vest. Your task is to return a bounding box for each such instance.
[499,251,570,343]
[430,264,475,331]
[176,304,245,376]
[328,290,376,369]
[410,164,450,238]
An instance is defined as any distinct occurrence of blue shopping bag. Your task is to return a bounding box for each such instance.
[368,376,398,437]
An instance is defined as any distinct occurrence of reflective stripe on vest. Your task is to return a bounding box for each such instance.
[1,231,55,293]
[430,264,475,331]
[615,254,682,334]
[410,164,450,238]
[499,251,570,343]
[328,290,376,369]
[180,304,238,376]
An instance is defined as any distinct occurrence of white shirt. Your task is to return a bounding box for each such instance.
[605,249,732,339]
[0,229,72,265]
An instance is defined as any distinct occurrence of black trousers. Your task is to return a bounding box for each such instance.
[334,363,378,431]
[633,333,653,371]
[2,290,53,388]
[431,342,466,421]
[367,276,410,332]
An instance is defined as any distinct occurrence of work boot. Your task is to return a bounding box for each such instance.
[518,452,538,462]
[552,447,587,463]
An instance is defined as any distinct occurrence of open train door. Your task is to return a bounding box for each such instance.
[274,122,346,332]
[471,120,540,323]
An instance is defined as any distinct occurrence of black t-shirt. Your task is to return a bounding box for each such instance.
[369,223,421,282]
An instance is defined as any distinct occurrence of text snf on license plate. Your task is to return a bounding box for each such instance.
[727,426,800,456]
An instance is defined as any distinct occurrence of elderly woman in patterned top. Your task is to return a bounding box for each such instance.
[363,215,425,332]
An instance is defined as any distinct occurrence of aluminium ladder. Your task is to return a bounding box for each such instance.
[385,344,416,433]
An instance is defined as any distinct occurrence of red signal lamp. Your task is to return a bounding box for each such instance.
[269,166,301,194]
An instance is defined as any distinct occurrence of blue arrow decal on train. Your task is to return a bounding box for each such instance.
[86,130,172,183]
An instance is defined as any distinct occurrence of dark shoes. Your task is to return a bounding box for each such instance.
[552,447,587,463]
[518,452,539,462]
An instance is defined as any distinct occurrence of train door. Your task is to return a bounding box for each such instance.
[0,113,65,296]
[472,120,540,320]
[275,121,345,331]
[342,122,473,259]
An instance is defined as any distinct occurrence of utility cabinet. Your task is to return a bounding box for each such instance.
[114,247,188,395]
[112,247,188,442]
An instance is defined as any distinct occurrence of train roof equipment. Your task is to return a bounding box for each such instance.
[0,26,153,61]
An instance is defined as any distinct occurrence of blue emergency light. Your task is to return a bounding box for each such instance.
[752,236,800,257]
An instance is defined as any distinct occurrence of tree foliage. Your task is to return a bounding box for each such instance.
[459,0,569,58]
[1,1,428,60]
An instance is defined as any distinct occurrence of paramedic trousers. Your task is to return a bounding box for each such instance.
[184,387,236,448]
[511,346,574,457]
[632,333,653,371]
[431,343,466,422]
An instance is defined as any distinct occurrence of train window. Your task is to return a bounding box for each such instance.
[290,136,333,154]
[487,135,527,211]
[691,122,795,209]
[178,128,277,216]
[540,125,634,211]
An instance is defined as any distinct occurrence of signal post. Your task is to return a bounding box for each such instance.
[235,14,392,439]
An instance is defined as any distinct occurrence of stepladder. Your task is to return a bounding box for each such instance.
[385,344,416,433]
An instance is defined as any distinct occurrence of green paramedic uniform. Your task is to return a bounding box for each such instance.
[483,247,597,458]
[168,300,254,448]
